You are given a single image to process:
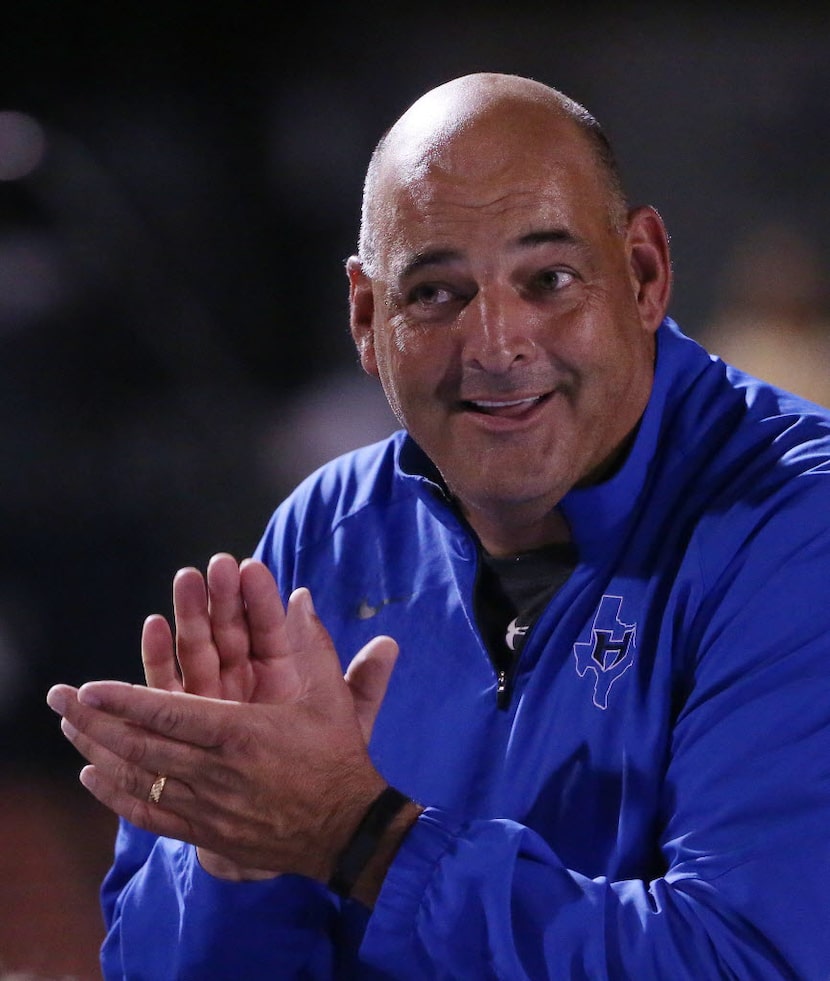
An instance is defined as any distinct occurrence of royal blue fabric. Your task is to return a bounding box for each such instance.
[101,320,830,979]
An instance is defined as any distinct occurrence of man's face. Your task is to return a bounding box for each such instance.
[349,109,670,554]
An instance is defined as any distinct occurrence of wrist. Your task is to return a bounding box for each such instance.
[348,796,424,908]
[328,785,423,907]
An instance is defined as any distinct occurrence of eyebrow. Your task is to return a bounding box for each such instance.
[513,228,585,250]
[399,249,463,279]
[398,228,587,279]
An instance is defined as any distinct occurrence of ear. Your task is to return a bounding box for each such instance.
[346,256,380,378]
[625,206,673,333]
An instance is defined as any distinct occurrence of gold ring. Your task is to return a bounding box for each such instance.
[148,774,168,805]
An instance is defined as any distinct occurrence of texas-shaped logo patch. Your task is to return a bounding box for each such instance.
[573,594,637,709]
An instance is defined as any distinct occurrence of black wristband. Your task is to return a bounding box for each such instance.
[328,785,412,899]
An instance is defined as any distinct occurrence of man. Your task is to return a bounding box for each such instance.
[47,73,830,978]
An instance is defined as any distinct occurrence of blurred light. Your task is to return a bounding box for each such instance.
[0,110,47,181]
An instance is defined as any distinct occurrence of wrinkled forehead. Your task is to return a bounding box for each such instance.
[369,104,613,272]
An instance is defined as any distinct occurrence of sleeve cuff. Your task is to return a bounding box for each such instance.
[362,807,462,959]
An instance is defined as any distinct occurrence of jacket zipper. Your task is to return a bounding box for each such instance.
[496,668,512,710]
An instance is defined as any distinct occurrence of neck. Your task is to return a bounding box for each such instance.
[461,503,572,558]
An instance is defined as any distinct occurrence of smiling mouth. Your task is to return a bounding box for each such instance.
[462,394,549,416]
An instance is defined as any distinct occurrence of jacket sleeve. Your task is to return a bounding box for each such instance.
[100,819,340,980]
[359,518,830,980]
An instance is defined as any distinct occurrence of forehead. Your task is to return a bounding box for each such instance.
[373,113,614,274]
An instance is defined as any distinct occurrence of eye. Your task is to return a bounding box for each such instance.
[403,280,474,324]
[533,268,576,292]
[408,282,458,307]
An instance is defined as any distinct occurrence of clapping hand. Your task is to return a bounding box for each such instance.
[47,555,399,884]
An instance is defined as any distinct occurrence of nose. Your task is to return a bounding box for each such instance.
[460,284,538,374]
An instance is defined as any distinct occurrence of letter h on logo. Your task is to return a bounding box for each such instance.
[590,628,636,670]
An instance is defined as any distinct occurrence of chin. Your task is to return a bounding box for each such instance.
[451,473,566,515]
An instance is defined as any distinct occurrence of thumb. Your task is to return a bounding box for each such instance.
[344,636,399,742]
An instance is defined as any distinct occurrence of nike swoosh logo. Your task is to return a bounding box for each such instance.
[356,596,407,620]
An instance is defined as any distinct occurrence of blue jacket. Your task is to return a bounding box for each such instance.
[101,320,830,979]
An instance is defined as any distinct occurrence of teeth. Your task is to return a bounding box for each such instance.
[472,397,539,408]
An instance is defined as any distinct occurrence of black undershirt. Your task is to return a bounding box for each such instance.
[475,542,578,683]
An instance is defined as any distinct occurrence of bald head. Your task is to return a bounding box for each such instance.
[358,73,627,274]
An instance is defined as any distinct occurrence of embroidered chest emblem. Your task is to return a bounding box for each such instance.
[573,594,637,709]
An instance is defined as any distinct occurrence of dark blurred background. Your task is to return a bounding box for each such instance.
[1,3,829,977]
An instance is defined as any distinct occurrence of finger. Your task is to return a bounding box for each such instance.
[141,614,182,692]
[79,763,268,869]
[69,680,230,748]
[206,553,250,674]
[172,566,218,696]
[60,712,164,803]
[55,688,211,780]
[345,636,399,742]
[46,683,79,714]
[59,709,235,844]
[48,683,222,829]
[78,764,200,844]
[239,559,287,661]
